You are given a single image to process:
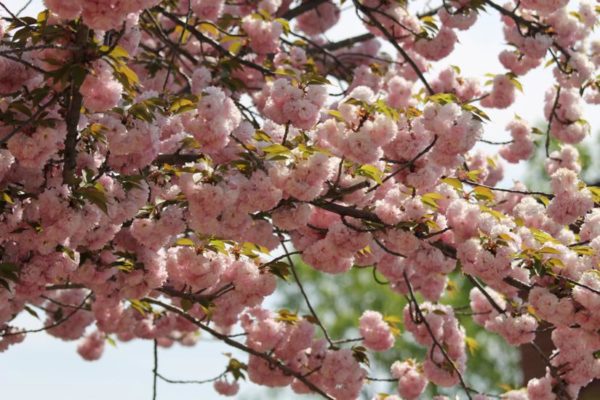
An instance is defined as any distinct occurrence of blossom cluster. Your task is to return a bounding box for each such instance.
[2,0,600,399]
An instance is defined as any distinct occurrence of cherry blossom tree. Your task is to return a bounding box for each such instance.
[1,0,600,399]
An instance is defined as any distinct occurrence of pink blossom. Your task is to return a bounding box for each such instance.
[296,1,340,35]
[77,331,105,361]
[414,27,457,61]
[213,379,239,396]
[359,310,395,351]
[391,360,428,400]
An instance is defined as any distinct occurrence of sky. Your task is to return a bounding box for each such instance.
[1,1,599,399]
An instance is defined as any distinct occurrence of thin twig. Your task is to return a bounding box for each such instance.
[152,339,158,400]
[157,372,225,385]
[0,94,58,145]
[370,135,438,192]
[404,272,473,400]
[353,0,434,95]
[143,298,335,399]
[1,293,91,337]
[280,238,335,348]
[459,179,554,198]
[545,87,561,157]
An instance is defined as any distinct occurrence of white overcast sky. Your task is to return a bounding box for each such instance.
[1,1,600,399]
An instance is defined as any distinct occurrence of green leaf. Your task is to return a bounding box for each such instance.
[421,192,443,210]
[472,186,495,201]
[571,245,595,256]
[479,205,505,221]
[275,309,299,324]
[198,22,219,36]
[207,239,228,254]
[37,10,49,24]
[226,358,248,381]
[262,144,291,158]
[465,336,479,354]
[181,298,193,312]
[77,183,109,214]
[327,109,345,122]
[228,39,244,56]
[253,130,272,142]
[24,305,40,319]
[506,73,524,92]
[530,228,560,245]
[589,186,600,203]
[351,345,370,367]
[357,164,384,184]
[441,177,463,191]
[264,261,290,281]
[2,191,14,205]
[383,315,402,336]
[241,242,269,258]
[129,299,152,316]
[108,45,129,60]
[275,18,290,34]
[301,72,330,85]
[462,103,490,121]
[175,237,195,247]
[169,97,197,114]
[539,246,561,255]
[0,278,10,291]
[466,169,483,181]
[427,92,458,105]
[0,262,20,283]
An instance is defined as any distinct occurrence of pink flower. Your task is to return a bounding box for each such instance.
[481,74,516,109]
[242,16,282,54]
[44,0,82,19]
[359,310,395,351]
[213,378,239,396]
[414,27,458,61]
[391,360,428,400]
[297,1,340,35]
[77,331,106,361]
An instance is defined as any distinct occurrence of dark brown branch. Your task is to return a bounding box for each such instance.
[459,179,554,199]
[404,272,474,400]
[158,8,274,76]
[158,284,234,304]
[466,275,506,314]
[371,134,438,192]
[562,276,600,297]
[479,138,513,145]
[143,298,335,400]
[0,52,47,73]
[280,238,335,348]
[62,24,90,186]
[154,153,203,165]
[373,236,406,258]
[311,200,383,224]
[0,94,58,145]
[157,371,225,385]
[323,33,375,51]
[152,339,158,400]
[503,276,532,291]
[353,0,434,95]
[545,86,561,158]
[1,293,91,337]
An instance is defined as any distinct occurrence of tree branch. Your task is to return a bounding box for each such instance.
[143,298,335,399]
[62,24,89,185]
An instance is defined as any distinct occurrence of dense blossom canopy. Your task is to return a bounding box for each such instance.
[1,0,600,399]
